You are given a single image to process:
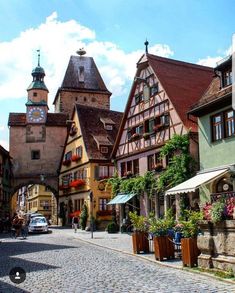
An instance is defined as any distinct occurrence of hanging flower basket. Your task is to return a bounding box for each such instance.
[142,133,150,140]
[62,159,71,166]
[70,179,86,188]
[71,154,81,162]
[153,124,163,132]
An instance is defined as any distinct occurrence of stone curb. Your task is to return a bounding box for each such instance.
[72,234,235,286]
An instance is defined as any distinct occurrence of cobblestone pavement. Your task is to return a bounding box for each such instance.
[0,229,235,293]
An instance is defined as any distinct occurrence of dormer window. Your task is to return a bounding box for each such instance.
[78,66,85,82]
[105,124,113,130]
[100,146,109,154]
[100,117,115,130]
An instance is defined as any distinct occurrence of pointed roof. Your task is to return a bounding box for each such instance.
[27,65,48,92]
[146,54,214,130]
[75,104,123,160]
[112,53,214,157]
[62,55,110,90]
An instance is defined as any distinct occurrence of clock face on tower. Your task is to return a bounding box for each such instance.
[28,107,46,123]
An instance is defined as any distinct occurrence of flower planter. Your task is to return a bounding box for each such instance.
[153,236,175,261]
[132,231,149,254]
[71,155,81,162]
[69,179,86,188]
[181,237,200,267]
[62,159,71,166]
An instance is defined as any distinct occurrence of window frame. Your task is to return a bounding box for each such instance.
[31,150,40,160]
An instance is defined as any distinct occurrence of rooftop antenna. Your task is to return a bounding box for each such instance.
[144,39,149,54]
[36,49,40,66]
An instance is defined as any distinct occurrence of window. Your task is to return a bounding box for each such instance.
[127,161,132,172]
[160,113,170,126]
[225,110,235,137]
[105,124,113,130]
[99,198,109,211]
[136,124,143,135]
[65,151,72,161]
[133,159,139,175]
[147,154,155,171]
[150,83,159,96]
[33,92,37,97]
[144,119,155,133]
[76,146,82,157]
[31,150,40,160]
[135,93,143,105]
[100,146,109,153]
[78,66,84,82]
[109,166,115,177]
[121,162,126,177]
[143,85,150,101]
[99,166,109,179]
[212,113,223,141]
[74,171,78,180]
[223,70,232,87]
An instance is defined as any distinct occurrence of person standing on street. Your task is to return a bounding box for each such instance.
[72,215,79,233]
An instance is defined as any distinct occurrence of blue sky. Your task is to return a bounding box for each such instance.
[0,0,235,150]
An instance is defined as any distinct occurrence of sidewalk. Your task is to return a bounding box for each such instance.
[51,227,182,269]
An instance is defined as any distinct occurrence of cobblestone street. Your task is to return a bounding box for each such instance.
[0,229,235,293]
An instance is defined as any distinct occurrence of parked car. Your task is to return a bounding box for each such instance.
[28,216,49,233]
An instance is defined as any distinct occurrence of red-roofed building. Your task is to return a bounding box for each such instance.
[112,50,214,219]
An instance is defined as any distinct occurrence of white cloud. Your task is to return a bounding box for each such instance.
[0,12,173,109]
[0,139,9,151]
[197,56,223,67]
[0,125,4,131]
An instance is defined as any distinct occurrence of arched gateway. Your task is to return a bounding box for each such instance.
[8,53,68,207]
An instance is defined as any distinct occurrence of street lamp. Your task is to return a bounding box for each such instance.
[89,191,94,239]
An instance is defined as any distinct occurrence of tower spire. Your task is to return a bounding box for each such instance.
[37,49,40,66]
[144,39,149,54]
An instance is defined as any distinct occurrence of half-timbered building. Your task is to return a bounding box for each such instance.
[112,49,214,218]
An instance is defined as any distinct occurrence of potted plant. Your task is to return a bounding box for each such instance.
[148,209,175,261]
[142,132,150,140]
[129,211,149,254]
[180,210,203,267]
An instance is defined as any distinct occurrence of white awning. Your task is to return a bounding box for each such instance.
[165,168,228,196]
[107,193,135,205]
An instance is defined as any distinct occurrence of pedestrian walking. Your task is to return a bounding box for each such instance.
[72,215,79,233]
[21,216,28,239]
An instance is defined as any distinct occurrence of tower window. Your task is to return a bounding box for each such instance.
[33,92,37,97]
[78,66,84,82]
[31,150,40,160]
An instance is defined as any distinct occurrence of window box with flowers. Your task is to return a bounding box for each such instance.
[59,185,71,191]
[142,132,150,140]
[153,124,164,132]
[69,179,86,188]
[71,154,81,162]
[130,133,140,141]
[62,159,71,166]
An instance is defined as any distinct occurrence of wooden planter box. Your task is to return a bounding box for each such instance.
[153,236,175,261]
[132,231,149,254]
[181,237,200,267]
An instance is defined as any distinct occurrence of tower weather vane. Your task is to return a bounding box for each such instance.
[37,49,40,66]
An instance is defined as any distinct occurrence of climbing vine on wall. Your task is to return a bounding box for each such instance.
[157,132,195,192]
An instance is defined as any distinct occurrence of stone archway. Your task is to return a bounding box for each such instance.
[11,178,59,225]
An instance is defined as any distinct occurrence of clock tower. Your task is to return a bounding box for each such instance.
[26,51,48,124]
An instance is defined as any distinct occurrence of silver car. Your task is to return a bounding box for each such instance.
[28,216,49,233]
